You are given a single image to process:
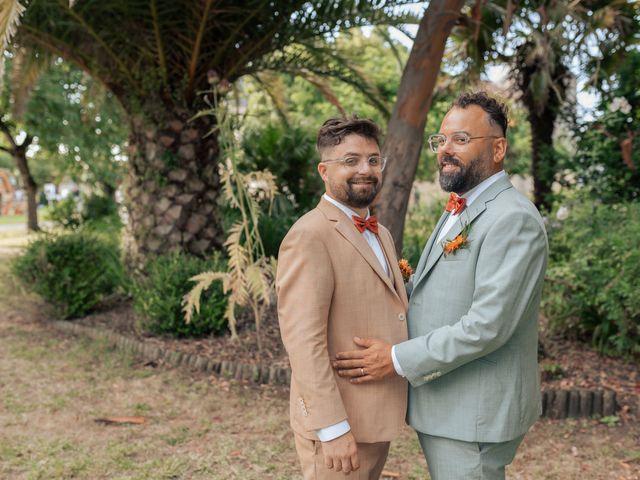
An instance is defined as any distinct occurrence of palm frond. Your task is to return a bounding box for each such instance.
[9,46,50,119]
[0,0,25,51]
[182,271,229,323]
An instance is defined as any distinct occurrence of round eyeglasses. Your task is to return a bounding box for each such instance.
[428,133,503,153]
[321,155,387,172]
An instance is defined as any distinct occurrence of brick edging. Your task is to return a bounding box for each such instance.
[541,388,618,419]
[51,320,619,418]
[51,320,291,386]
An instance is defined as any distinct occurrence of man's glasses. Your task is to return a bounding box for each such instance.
[321,155,387,172]
[427,133,503,153]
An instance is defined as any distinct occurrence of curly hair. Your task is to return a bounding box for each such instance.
[452,91,509,136]
[316,114,380,154]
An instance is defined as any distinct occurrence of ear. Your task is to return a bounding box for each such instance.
[317,162,328,182]
[493,137,508,164]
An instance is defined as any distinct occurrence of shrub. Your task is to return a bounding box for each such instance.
[132,252,228,337]
[543,200,640,356]
[82,194,120,223]
[11,231,123,318]
[401,194,448,268]
[46,196,82,229]
[46,194,122,232]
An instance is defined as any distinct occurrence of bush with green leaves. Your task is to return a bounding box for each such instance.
[46,196,82,229]
[241,123,322,212]
[132,252,228,337]
[543,200,640,356]
[401,195,448,268]
[566,50,640,202]
[46,193,122,231]
[11,231,123,319]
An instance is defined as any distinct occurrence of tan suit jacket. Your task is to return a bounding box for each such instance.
[276,197,408,443]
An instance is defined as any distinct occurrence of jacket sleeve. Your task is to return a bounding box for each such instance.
[275,226,348,430]
[394,210,548,387]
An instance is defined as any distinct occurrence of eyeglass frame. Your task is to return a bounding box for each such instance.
[427,133,504,153]
[320,154,388,172]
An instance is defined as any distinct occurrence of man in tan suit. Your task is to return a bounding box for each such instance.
[276,116,409,479]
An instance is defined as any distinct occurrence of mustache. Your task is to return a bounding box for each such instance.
[439,155,463,168]
[348,176,379,184]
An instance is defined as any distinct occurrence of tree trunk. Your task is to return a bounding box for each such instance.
[123,110,223,269]
[376,0,465,254]
[528,107,556,212]
[14,148,39,232]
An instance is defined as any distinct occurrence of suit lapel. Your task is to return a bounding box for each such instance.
[378,228,408,308]
[319,199,397,297]
[414,176,514,288]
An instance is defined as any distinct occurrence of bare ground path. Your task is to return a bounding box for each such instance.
[1,249,639,479]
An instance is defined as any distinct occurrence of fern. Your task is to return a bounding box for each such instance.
[183,83,277,350]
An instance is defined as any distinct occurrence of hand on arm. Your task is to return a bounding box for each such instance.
[320,431,360,474]
[332,337,396,384]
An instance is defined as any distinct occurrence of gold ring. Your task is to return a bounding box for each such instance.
[360,368,365,376]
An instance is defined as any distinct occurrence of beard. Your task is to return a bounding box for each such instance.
[438,154,490,193]
[330,175,381,209]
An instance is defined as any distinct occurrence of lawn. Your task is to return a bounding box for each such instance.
[0,214,26,225]
[1,254,639,479]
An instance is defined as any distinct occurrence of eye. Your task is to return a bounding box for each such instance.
[452,133,469,145]
[343,157,359,167]
[368,156,381,166]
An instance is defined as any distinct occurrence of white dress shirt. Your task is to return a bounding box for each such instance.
[390,170,508,377]
[317,193,390,441]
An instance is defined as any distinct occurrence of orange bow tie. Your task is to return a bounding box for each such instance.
[445,193,466,214]
[352,215,379,234]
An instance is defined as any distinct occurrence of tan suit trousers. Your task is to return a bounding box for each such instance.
[294,432,390,480]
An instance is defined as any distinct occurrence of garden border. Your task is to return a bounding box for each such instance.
[51,320,618,419]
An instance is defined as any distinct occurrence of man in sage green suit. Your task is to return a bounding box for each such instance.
[333,92,548,479]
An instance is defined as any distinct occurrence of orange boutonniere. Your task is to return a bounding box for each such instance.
[442,223,471,256]
[398,258,413,282]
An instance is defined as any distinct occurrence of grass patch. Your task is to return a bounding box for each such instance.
[0,214,26,225]
[0,249,638,479]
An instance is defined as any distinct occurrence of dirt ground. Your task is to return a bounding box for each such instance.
[2,238,639,479]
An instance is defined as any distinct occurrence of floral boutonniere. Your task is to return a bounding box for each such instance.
[398,258,413,282]
[442,223,471,256]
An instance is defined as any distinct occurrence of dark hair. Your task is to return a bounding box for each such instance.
[452,91,509,136]
[316,114,380,153]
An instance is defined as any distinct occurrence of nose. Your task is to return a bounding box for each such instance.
[439,137,456,156]
[356,158,374,174]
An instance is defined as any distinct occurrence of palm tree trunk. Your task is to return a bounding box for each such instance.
[376,0,465,254]
[123,111,223,269]
[528,107,556,212]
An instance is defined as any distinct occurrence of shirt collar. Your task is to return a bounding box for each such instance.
[323,193,370,220]
[460,170,507,207]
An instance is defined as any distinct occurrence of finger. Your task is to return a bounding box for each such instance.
[341,457,352,474]
[350,374,376,384]
[325,455,334,470]
[351,451,360,471]
[353,336,374,347]
[337,368,367,378]
[335,350,365,360]
[332,359,365,369]
[334,458,342,472]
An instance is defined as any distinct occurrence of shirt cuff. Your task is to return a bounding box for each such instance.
[391,345,406,377]
[316,420,351,442]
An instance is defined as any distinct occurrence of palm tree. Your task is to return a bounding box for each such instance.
[6,0,414,265]
[453,0,639,211]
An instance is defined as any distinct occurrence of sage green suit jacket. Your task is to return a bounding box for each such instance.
[395,176,548,443]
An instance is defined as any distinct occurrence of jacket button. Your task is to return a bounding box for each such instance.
[398,313,406,321]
